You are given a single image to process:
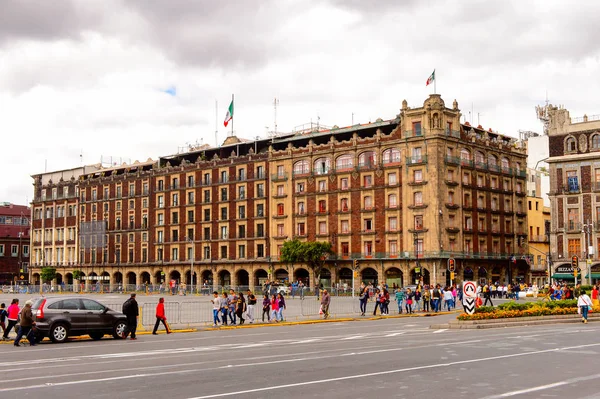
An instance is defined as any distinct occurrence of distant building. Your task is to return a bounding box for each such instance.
[545,105,600,284]
[0,203,31,284]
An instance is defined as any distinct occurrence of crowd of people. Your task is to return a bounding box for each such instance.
[210,289,286,327]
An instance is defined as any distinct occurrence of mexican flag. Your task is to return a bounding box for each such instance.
[426,70,435,86]
[224,99,234,127]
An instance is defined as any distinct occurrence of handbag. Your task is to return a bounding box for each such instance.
[319,305,323,315]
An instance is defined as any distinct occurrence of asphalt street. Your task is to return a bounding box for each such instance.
[0,313,599,399]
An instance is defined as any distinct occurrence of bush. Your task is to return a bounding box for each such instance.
[459,299,579,321]
[475,306,495,313]
[497,302,532,311]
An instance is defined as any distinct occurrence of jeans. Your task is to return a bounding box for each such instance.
[397,300,403,313]
[247,305,255,323]
[433,298,440,312]
[229,308,237,324]
[271,309,279,321]
[221,308,228,325]
[212,309,220,325]
[581,305,589,320]
[277,308,284,321]
[360,300,368,314]
[14,325,35,345]
[414,299,421,312]
[300,288,304,299]
[262,307,270,322]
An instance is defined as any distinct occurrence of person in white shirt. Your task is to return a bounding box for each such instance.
[211,291,221,327]
[578,292,593,323]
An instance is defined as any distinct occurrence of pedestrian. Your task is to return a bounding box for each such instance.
[211,291,221,327]
[152,297,171,335]
[321,289,331,319]
[277,292,286,321]
[2,299,19,340]
[372,288,381,316]
[0,303,7,335]
[270,294,280,322]
[432,285,441,312]
[299,281,305,299]
[381,288,390,315]
[122,293,139,340]
[405,288,414,314]
[483,283,493,307]
[228,289,238,325]
[395,287,405,314]
[236,292,247,325]
[414,288,422,312]
[422,288,430,312]
[262,294,271,322]
[359,287,369,316]
[14,300,36,347]
[443,286,454,311]
[246,290,256,324]
[591,285,599,309]
[578,291,593,324]
[220,293,229,325]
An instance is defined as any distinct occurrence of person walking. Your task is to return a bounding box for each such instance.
[247,290,256,324]
[211,291,221,326]
[228,289,238,325]
[578,291,593,323]
[413,288,422,312]
[395,287,405,314]
[422,288,431,312]
[320,289,331,319]
[0,303,7,335]
[122,293,139,340]
[277,293,286,321]
[270,294,279,322]
[381,288,390,315]
[3,299,19,340]
[372,288,381,316]
[299,281,305,299]
[14,300,36,347]
[359,287,369,316]
[443,286,454,311]
[483,283,494,307]
[432,285,442,312]
[262,294,271,322]
[221,293,230,325]
[235,292,247,325]
[405,288,414,314]
[152,298,171,334]
[591,285,599,309]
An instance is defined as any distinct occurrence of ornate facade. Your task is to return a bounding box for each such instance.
[29,95,530,290]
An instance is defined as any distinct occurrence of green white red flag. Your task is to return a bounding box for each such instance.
[426,70,435,86]
[224,99,234,127]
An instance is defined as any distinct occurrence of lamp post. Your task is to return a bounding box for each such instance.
[187,237,194,294]
[583,220,593,285]
[413,231,420,285]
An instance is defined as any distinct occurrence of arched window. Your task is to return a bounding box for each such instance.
[501,157,510,172]
[566,137,577,152]
[293,160,309,175]
[313,157,331,175]
[488,154,497,167]
[382,148,400,164]
[388,194,397,208]
[475,151,485,164]
[460,149,471,160]
[336,154,354,170]
[592,134,600,149]
[359,151,377,168]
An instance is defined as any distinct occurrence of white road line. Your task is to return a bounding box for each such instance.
[341,335,365,340]
[384,332,406,337]
[433,329,448,334]
[481,372,600,398]
[184,343,600,399]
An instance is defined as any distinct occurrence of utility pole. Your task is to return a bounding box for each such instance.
[583,220,593,285]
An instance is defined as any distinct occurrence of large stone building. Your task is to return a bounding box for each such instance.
[0,203,31,284]
[29,95,530,290]
[545,105,600,284]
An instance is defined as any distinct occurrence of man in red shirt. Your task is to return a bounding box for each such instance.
[152,297,172,335]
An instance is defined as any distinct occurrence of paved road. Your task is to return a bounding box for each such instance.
[0,314,598,398]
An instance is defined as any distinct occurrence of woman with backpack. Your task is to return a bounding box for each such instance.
[235,292,247,325]
[359,287,369,316]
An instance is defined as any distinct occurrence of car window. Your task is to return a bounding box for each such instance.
[60,299,82,310]
[81,299,105,311]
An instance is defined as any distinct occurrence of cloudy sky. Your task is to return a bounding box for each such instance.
[2,0,600,205]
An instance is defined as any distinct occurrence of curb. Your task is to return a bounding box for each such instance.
[0,328,198,344]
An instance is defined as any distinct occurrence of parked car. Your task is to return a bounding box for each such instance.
[31,297,128,343]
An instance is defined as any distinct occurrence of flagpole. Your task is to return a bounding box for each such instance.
[231,93,234,137]
[434,69,436,95]
[215,99,218,147]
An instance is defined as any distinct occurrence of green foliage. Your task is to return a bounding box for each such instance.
[474,306,495,314]
[280,239,333,285]
[495,299,576,312]
[72,270,83,280]
[40,267,57,283]
[497,302,532,311]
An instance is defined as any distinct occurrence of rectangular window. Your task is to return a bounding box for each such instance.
[257,244,264,258]
[221,246,228,259]
[413,121,422,136]
[340,178,349,190]
[238,186,245,199]
[188,175,195,187]
[257,183,265,197]
[414,170,423,183]
[364,241,373,256]
[221,207,227,220]
[257,223,264,237]
[204,227,210,240]
[238,225,246,239]
[256,166,264,179]
[341,220,349,233]
[341,242,349,257]
[238,245,245,259]
[221,226,228,240]
[256,203,264,217]
[388,217,397,231]
[388,172,397,185]
[389,240,398,256]
[277,224,284,237]
[318,180,326,192]
[11,245,18,257]
[172,212,179,224]
[363,175,372,188]
[319,221,327,235]
[364,219,373,231]
[414,215,423,230]
[277,204,284,216]
[568,238,581,257]
[187,210,194,223]
[188,192,194,205]
[277,165,285,178]
[238,205,246,219]
[204,190,210,203]
[172,229,179,242]
[221,188,227,201]
[277,185,284,196]
[296,182,305,193]
[567,171,579,192]
[297,223,305,236]
[318,200,327,213]
[204,209,210,222]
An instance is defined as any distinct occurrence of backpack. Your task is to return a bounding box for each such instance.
[122,299,132,315]
[0,309,7,323]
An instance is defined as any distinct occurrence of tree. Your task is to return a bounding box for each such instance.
[280,239,333,289]
[73,270,83,281]
[40,267,57,283]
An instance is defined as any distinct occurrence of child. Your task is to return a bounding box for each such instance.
[0,303,7,334]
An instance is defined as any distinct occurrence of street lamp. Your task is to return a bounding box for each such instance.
[186,236,195,294]
[583,220,593,285]
[413,231,420,285]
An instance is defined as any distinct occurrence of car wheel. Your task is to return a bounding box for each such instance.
[89,332,104,340]
[50,323,69,343]
[113,321,127,339]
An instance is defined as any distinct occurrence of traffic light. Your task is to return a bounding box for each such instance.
[447,258,455,272]
[353,259,358,269]
[571,255,579,269]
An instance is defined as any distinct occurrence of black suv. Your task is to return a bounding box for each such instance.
[31,297,128,343]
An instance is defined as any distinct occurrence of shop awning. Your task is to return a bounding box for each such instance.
[584,273,600,278]
[551,273,575,279]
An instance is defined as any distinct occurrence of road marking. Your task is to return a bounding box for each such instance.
[341,335,364,340]
[183,343,600,399]
[481,372,600,398]
[433,329,448,334]
[384,332,406,337]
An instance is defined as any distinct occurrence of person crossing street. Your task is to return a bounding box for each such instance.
[122,293,139,340]
[320,289,331,319]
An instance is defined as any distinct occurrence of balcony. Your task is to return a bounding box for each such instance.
[445,227,460,233]
[382,155,402,165]
[271,173,288,182]
[445,202,460,210]
[444,155,460,165]
[475,161,488,171]
[445,180,459,187]
[488,164,501,173]
[566,222,582,232]
[292,169,310,177]
[313,167,331,176]
[460,158,474,168]
[403,129,425,138]
[515,191,526,197]
[406,155,428,166]
[408,180,428,186]
[445,129,461,138]
[529,235,549,243]
[358,161,377,170]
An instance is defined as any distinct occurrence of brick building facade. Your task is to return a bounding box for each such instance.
[0,203,30,284]
[29,95,530,290]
